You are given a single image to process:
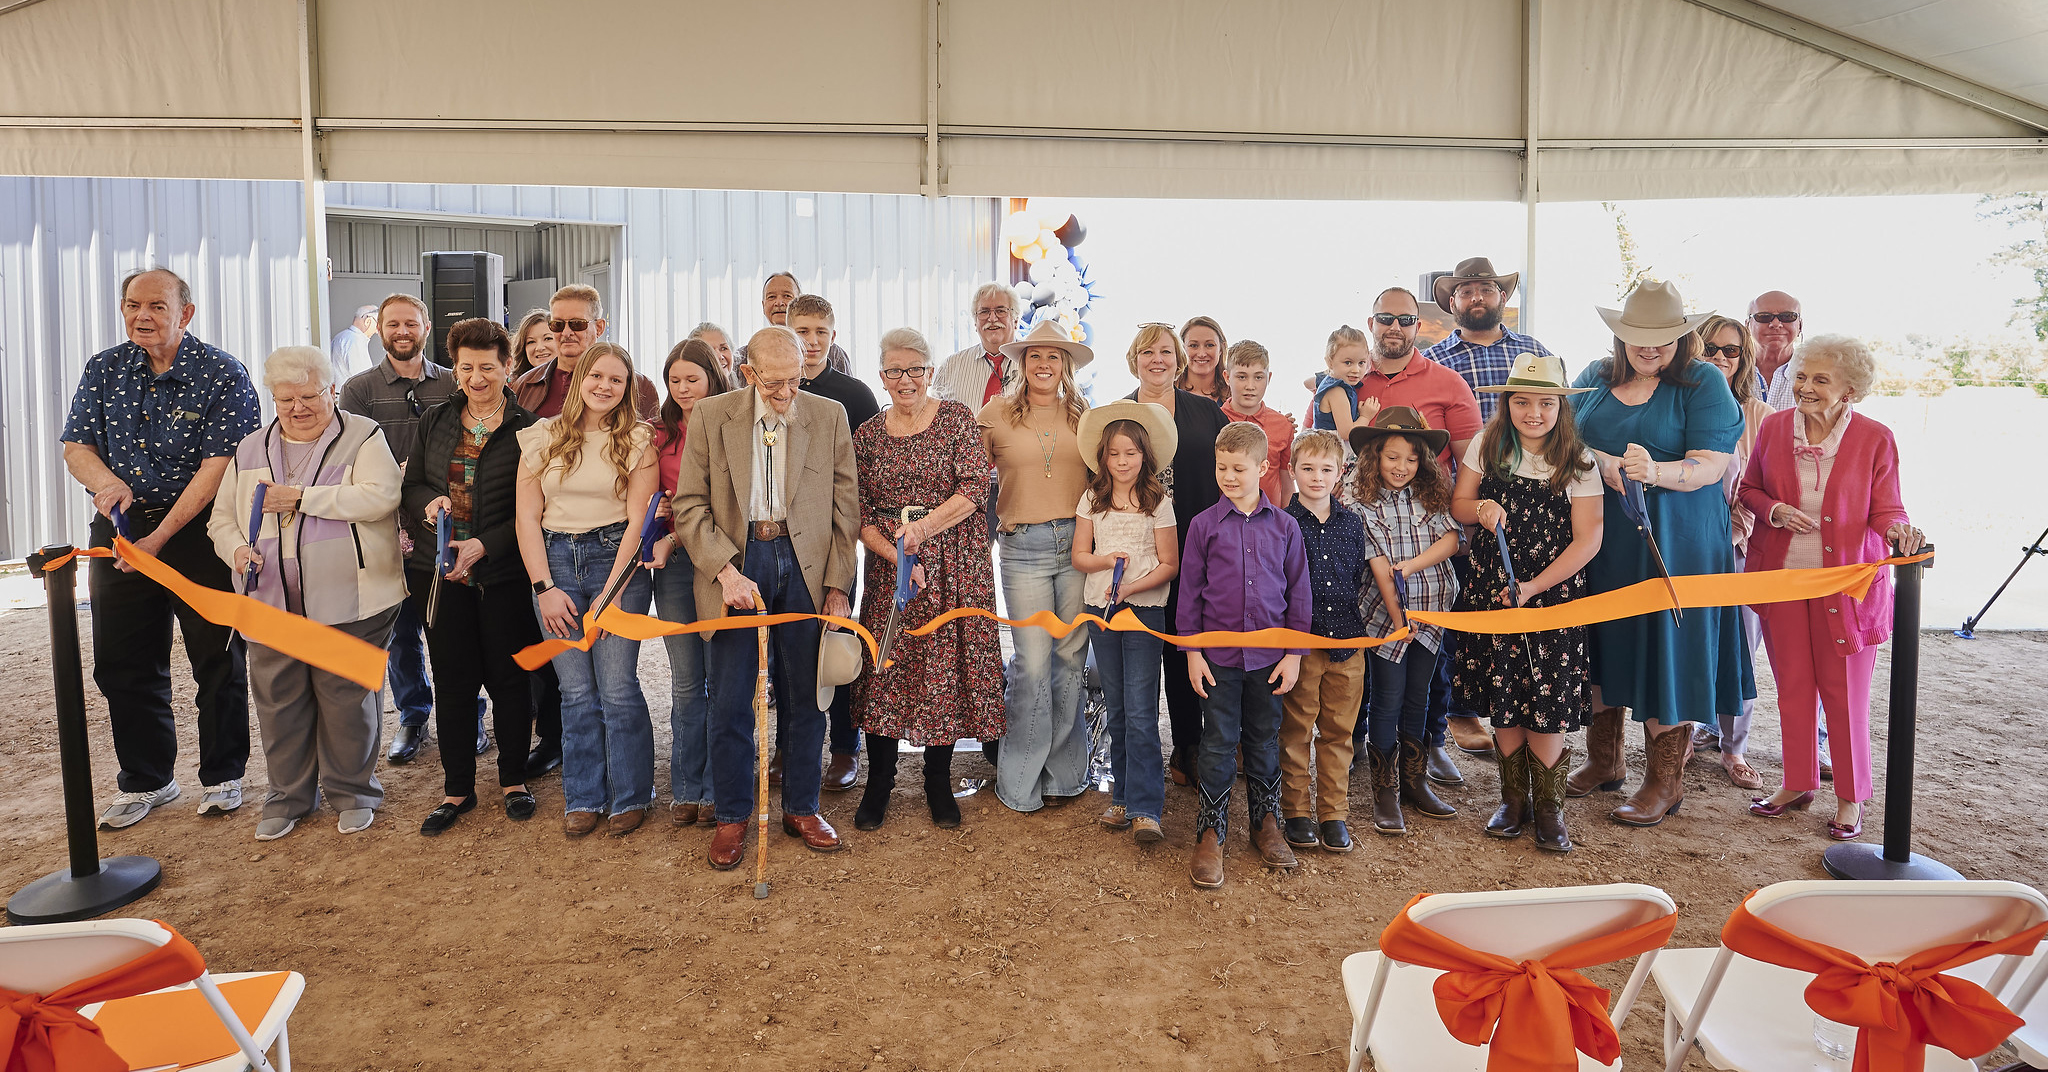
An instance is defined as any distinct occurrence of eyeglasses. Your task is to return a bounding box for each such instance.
[1704,344,1743,360]
[1372,313,1419,327]
[750,376,803,393]
[1749,311,1800,324]
[548,318,594,333]
[878,366,932,381]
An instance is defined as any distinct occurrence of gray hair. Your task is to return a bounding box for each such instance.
[971,282,1019,317]
[120,266,192,309]
[1790,334,1876,401]
[353,305,378,320]
[877,326,933,363]
[262,345,334,392]
[687,321,729,343]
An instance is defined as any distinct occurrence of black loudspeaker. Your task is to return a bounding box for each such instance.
[421,251,505,365]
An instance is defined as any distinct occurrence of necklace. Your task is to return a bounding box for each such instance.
[463,398,506,446]
[1033,417,1058,479]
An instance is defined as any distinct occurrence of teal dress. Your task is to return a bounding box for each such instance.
[1569,364,1756,726]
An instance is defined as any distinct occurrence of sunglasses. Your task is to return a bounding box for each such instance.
[548,318,594,333]
[1704,344,1743,359]
[403,386,422,416]
[1749,312,1800,324]
[1372,313,1419,327]
[878,366,932,381]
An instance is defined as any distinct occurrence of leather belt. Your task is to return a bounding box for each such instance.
[750,520,788,542]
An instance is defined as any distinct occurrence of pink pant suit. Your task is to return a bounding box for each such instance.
[1737,408,1910,803]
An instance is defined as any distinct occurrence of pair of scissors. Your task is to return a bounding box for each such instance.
[1618,474,1683,627]
[877,507,932,670]
[591,492,668,618]
[1105,556,1128,610]
[426,510,453,628]
[1492,522,1541,679]
[243,483,268,589]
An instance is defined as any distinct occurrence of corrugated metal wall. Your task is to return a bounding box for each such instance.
[0,178,1001,559]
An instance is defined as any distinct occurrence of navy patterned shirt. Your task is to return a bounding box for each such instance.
[1284,495,1371,662]
[1422,326,1552,423]
[60,333,260,506]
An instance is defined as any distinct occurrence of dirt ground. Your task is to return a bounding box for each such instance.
[1,603,2043,1071]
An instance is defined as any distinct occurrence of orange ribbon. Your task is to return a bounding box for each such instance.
[1375,892,1678,1072]
[40,539,390,691]
[0,920,207,1072]
[518,606,880,671]
[1720,895,2046,1072]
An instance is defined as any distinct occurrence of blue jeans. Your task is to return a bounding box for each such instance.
[388,593,435,728]
[1423,554,1476,745]
[1365,647,1436,755]
[542,524,655,816]
[995,519,1089,812]
[708,535,826,824]
[655,554,712,807]
[1087,603,1165,822]
[1196,660,1284,841]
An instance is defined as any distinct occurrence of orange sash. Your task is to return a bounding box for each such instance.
[0,921,207,1072]
[1719,895,2046,1072]
[1376,892,1678,1072]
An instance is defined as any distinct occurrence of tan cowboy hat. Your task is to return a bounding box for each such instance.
[1477,352,1594,396]
[1433,257,1520,314]
[815,629,863,710]
[1347,406,1450,459]
[1076,400,1178,473]
[999,318,1094,370]
[1598,280,1713,348]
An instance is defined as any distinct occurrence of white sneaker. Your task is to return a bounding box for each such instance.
[197,780,243,815]
[254,816,298,841]
[99,782,181,829]
[337,808,375,834]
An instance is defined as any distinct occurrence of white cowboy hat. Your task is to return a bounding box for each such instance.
[815,629,864,710]
[998,318,1094,370]
[1076,400,1178,473]
[1597,280,1714,348]
[1476,353,1595,396]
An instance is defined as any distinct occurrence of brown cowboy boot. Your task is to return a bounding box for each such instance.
[1249,814,1299,869]
[1486,743,1531,839]
[1190,828,1225,889]
[1566,707,1627,797]
[1612,724,1688,827]
[1398,733,1456,818]
[1371,746,1404,835]
[1531,745,1574,852]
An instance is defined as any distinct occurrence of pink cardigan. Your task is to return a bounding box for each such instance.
[1737,409,1910,655]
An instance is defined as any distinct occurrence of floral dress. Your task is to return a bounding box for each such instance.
[1452,464,1591,732]
[850,400,1008,745]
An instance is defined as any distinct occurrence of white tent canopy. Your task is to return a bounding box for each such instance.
[5,0,2048,202]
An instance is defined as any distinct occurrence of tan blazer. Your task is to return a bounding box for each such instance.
[671,388,859,619]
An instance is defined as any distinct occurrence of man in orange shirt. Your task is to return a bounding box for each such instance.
[1220,340,1296,505]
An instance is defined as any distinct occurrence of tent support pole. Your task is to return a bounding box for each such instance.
[1522,0,1540,331]
[298,0,329,347]
[922,0,941,197]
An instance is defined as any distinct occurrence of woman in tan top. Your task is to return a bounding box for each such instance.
[977,319,1092,814]
[515,341,660,838]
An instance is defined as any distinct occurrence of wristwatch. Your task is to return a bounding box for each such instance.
[532,579,555,595]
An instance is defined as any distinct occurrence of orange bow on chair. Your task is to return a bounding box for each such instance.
[0,922,207,1072]
[1376,892,1678,1072]
[1721,895,2047,1072]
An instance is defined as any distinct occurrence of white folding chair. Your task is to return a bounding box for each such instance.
[1341,883,1677,1072]
[1954,946,2048,1069]
[0,917,303,1072]
[1654,880,2048,1072]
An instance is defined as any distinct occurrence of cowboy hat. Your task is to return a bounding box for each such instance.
[1433,257,1520,314]
[999,318,1094,370]
[1477,352,1594,395]
[1347,406,1450,459]
[1597,280,1713,348]
[1076,400,1178,473]
[815,629,863,710]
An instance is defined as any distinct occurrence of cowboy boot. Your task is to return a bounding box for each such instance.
[1250,814,1299,869]
[1612,724,1688,827]
[1485,743,1531,839]
[1371,746,1404,835]
[1566,707,1627,797]
[1531,745,1574,852]
[1398,733,1456,818]
[1190,828,1225,889]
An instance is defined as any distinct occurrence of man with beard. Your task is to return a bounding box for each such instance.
[1354,286,1488,773]
[1425,258,1550,423]
[735,271,850,373]
[1750,290,1804,411]
[340,294,480,764]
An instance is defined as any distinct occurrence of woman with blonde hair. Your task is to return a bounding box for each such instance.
[977,319,1092,813]
[516,341,661,838]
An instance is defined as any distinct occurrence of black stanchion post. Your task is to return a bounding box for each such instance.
[1823,544,1962,882]
[7,544,164,924]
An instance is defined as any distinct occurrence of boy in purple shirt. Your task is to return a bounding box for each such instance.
[1179,422,1311,889]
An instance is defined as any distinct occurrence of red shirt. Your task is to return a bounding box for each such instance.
[1223,400,1296,504]
[1356,352,1483,468]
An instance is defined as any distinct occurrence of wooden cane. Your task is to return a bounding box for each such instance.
[752,591,771,899]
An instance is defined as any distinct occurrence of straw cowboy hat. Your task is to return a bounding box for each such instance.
[1433,257,1520,314]
[999,318,1093,370]
[1076,400,1178,473]
[1347,406,1450,459]
[1477,353,1594,396]
[1598,279,1713,348]
[815,629,864,710]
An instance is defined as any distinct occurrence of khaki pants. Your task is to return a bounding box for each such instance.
[1279,650,1366,821]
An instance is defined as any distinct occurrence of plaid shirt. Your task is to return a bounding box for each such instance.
[1422,326,1552,423]
[1353,486,1460,662]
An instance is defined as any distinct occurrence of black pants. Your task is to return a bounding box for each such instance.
[1160,578,1204,779]
[88,510,249,792]
[410,570,538,797]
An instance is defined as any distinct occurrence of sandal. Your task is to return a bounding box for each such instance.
[1721,756,1764,790]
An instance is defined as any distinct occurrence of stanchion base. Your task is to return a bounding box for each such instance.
[6,855,163,924]
[1822,843,1963,882]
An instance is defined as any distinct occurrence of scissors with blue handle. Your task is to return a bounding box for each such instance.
[1491,519,1541,679]
[243,483,268,589]
[1619,474,1683,628]
[591,492,666,618]
[877,507,931,670]
[110,502,132,542]
[426,510,453,628]
[1105,556,1128,610]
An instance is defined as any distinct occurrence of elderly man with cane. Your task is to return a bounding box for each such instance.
[672,326,860,871]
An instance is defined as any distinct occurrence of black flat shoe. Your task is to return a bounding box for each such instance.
[527,744,562,776]
[1319,819,1354,854]
[504,790,536,822]
[388,724,427,764]
[1283,816,1320,849]
[420,795,477,836]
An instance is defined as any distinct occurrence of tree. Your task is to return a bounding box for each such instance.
[1977,193,2048,339]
